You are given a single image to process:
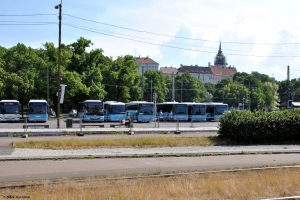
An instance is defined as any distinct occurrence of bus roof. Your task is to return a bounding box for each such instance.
[0,100,19,102]
[104,101,125,105]
[28,99,47,103]
[202,102,226,104]
[183,102,206,105]
[83,100,102,102]
[161,102,179,104]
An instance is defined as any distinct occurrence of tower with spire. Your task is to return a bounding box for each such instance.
[214,41,227,66]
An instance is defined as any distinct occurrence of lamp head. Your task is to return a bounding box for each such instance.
[55,5,60,9]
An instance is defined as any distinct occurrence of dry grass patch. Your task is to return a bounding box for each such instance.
[1,168,300,199]
[13,136,226,149]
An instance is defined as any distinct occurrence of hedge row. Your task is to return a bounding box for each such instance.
[218,109,300,143]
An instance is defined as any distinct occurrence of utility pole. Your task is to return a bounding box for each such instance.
[55,1,62,128]
[287,66,290,108]
[222,84,224,103]
[47,66,49,118]
[150,79,152,102]
[141,65,144,101]
[47,66,49,103]
[245,79,250,110]
[172,72,175,101]
[181,82,182,102]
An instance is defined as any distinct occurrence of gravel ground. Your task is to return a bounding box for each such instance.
[6,145,300,158]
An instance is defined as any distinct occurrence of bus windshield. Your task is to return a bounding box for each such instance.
[28,103,47,114]
[86,102,104,115]
[215,105,228,114]
[0,102,19,114]
[138,104,153,114]
[109,105,126,114]
[192,105,206,115]
[173,104,187,114]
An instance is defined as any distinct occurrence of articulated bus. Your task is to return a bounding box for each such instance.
[81,100,104,122]
[27,99,49,122]
[0,100,21,122]
[185,102,206,122]
[103,101,126,122]
[125,101,154,122]
[205,102,229,121]
[157,102,188,121]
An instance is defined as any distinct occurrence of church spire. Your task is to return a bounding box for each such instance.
[214,39,226,66]
[218,40,222,53]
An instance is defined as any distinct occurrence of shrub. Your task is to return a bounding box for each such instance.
[218,109,300,143]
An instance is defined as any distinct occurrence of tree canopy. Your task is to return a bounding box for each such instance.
[0,37,296,113]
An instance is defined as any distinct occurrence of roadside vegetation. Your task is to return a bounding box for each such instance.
[13,135,230,149]
[219,109,300,143]
[1,167,300,199]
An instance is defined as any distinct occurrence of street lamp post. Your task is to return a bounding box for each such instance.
[55,1,62,128]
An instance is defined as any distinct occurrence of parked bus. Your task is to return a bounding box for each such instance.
[81,100,104,122]
[77,102,84,118]
[103,101,126,122]
[157,102,188,121]
[27,99,49,123]
[185,102,206,122]
[125,101,154,122]
[205,102,229,121]
[0,100,21,122]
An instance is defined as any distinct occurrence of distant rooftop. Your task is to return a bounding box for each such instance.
[135,56,158,64]
[160,66,178,75]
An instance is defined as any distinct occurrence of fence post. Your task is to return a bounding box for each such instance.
[190,117,194,128]
[174,119,181,134]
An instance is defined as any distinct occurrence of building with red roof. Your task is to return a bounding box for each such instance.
[135,56,159,74]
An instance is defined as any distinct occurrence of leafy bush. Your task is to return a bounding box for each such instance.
[218,109,300,143]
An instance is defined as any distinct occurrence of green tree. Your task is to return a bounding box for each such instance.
[144,70,168,103]
[102,55,141,102]
[175,72,208,102]
[163,75,173,102]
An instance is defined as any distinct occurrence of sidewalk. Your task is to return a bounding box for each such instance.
[1,145,300,161]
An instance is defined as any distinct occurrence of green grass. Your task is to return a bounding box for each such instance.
[13,136,230,149]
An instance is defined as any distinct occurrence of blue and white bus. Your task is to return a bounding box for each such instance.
[186,102,206,122]
[204,102,229,121]
[27,99,49,122]
[103,101,126,122]
[81,100,104,122]
[125,101,155,122]
[157,102,188,121]
[0,100,21,122]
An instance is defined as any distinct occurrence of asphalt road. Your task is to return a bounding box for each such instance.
[0,154,299,182]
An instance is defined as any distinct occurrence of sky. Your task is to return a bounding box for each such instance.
[1,0,300,81]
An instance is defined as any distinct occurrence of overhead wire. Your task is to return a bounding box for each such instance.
[61,23,299,56]
[64,23,300,58]
[1,13,300,59]
[0,14,56,16]
[64,13,300,46]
